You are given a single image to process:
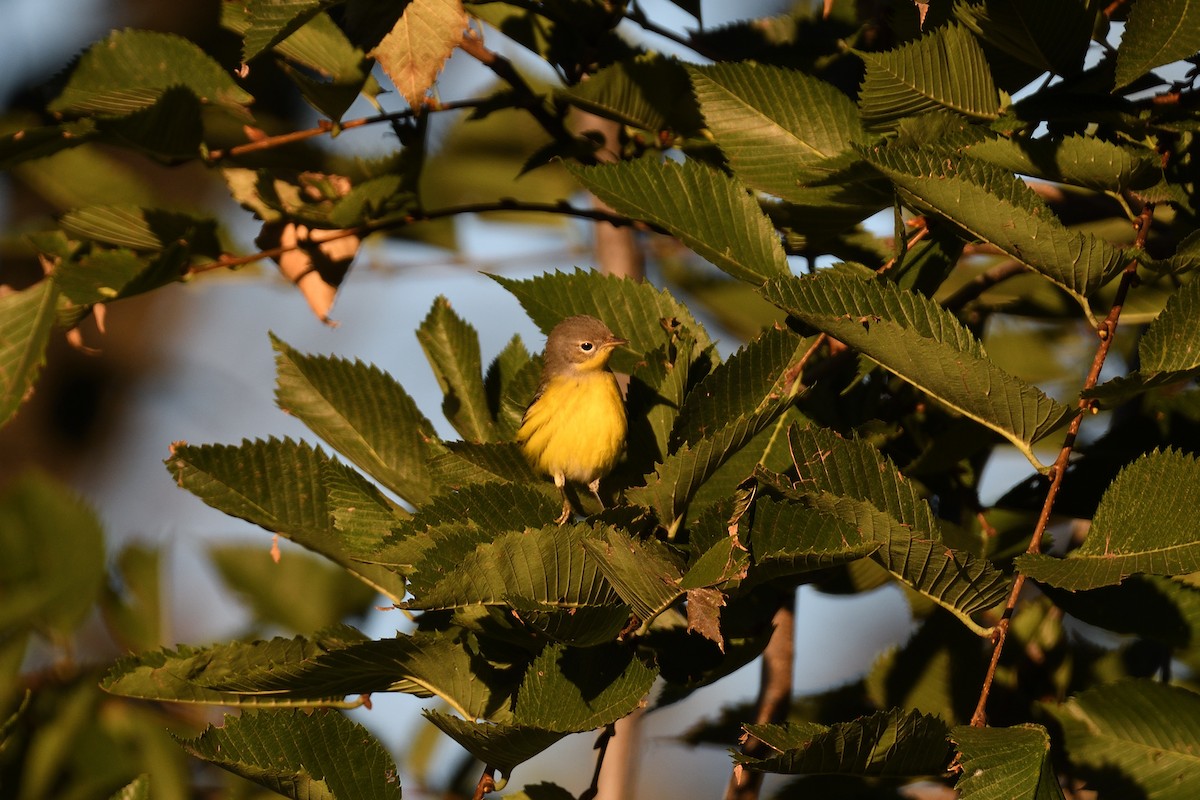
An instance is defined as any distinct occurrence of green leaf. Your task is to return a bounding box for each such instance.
[955,0,1094,76]
[102,628,370,706]
[952,724,1065,800]
[761,272,1072,466]
[856,23,1001,128]
[562,54,702,135]
[417,296,497,442]
[512,643,657,731]
[965,135,1162,193]
[410,523,625,617]
[1115,0,1200,89]
[192,629,520,720]
[787,426,1010,632]
[424,711,565,783]
[580,530,684,623]
[210,545,379,634]
[687,62,863,199]
[49,29,253,117]
[486,334,534,440]
[101,543,163,652]
[491,268,716,375]
[0,279,57,429]
[242,0,334,62]
[737,709,952,776]
[0,471,106,636]
[567,158,790,284]
[165,438,406,602]
[178,709,401,800]
[271,334,442,505]
[862,144,1129,309]
[1017,449,1200,590]
[1045,680,1200,798]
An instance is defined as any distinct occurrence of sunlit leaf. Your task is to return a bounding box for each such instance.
[178,709,401,800]
[512,643,657,731]
[0,280,57,429]
[424,711,565,783]
[1018,449,1200,589]
[417,296,497,442]
[370,0,468,107]
[952,724,1065,800]
[1115,0,1200,89]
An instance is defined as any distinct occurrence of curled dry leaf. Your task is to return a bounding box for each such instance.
[260,222,361,325]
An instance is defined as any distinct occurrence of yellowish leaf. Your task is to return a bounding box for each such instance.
[371,0,468,108]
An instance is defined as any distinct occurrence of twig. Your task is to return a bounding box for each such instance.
[579,724,618,800]
[471,766,496,800]
[969,202,1155,727]
[183,199,654,277]
[205,99,489,162]
[624,3,718,60]
[724,596,796,800]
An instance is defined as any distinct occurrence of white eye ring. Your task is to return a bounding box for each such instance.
[580,341,594,352]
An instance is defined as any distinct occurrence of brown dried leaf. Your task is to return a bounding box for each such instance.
[686,587,726,652]
[370,0,468,108]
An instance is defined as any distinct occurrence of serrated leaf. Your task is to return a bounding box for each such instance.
[485,334,533,439]
[567,158,790,285]
[955,0,1093,77]
[952,724,1065,800]
[491,268,716,375]
[424,711,565,783]
[49,30,253,117]
[762,272,1072,466]
[857,23,1000,128]
[513,643,656,731]
[687,62,862,199]
[165,438,405,602]
[242,0,333,62]
[862,145,1129,309]
[1115,0,1200,89]
[417,296,497,442]
[738,709,952,776]
[101,628,370,706]
[966,135,1162,193]
[1045,680,1200,798]
[409,523,624,615]
[1017,449,1200,589]
[371,0,467,107]
[580,530,684,622]
[178,709,400,800]
[788,426,1010,631]
[0,280,57,429]
[193,629,519,720]
[271,334,441,505]
[562,54,702,135]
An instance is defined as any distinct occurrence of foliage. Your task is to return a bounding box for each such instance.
[4,0,1200,798]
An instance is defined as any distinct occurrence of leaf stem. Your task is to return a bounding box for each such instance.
[472,765,496,800]
[969,202,1155,727]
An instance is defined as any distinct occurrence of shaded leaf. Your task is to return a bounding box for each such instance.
[563,54,702,135]
[965,135,1162,193]
[242,0,333,62]
[1017,449,1200,589]
[738,709,952,776]
[955,0,1093,76]
[687,62,862,199]
[1115,0,1200,89]
[1045,680,1200,798]
[857,23,1000,128]
[762,272,1072,465]
[512,643,656,731]
[178,709,401,800]
[567,158,790,284]
[580,530,684,623]
[952,724,1064,800]
[417,296,496,442]
[424,711,565,783]
[0,280,57,429]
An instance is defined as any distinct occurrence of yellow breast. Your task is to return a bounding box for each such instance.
[517,371,627,484]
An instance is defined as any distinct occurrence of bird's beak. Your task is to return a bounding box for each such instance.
[605,336,629,350]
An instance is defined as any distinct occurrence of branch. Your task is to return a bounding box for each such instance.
[184,199,655,278]
[472,766,496,800]
[205,98,490,162]
[969,202,1156,728]
[724,596,796,800]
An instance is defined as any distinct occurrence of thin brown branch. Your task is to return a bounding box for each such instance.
[579,723,618,800]
[205,99,488,162]
[472,766,496,800]
[724,596,796,800]
[183,200,653,278]
[970,202,1156,728]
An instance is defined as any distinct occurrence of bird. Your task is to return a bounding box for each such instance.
[517,315,629,525]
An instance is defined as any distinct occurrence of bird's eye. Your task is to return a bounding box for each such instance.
[580,341,594,352]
